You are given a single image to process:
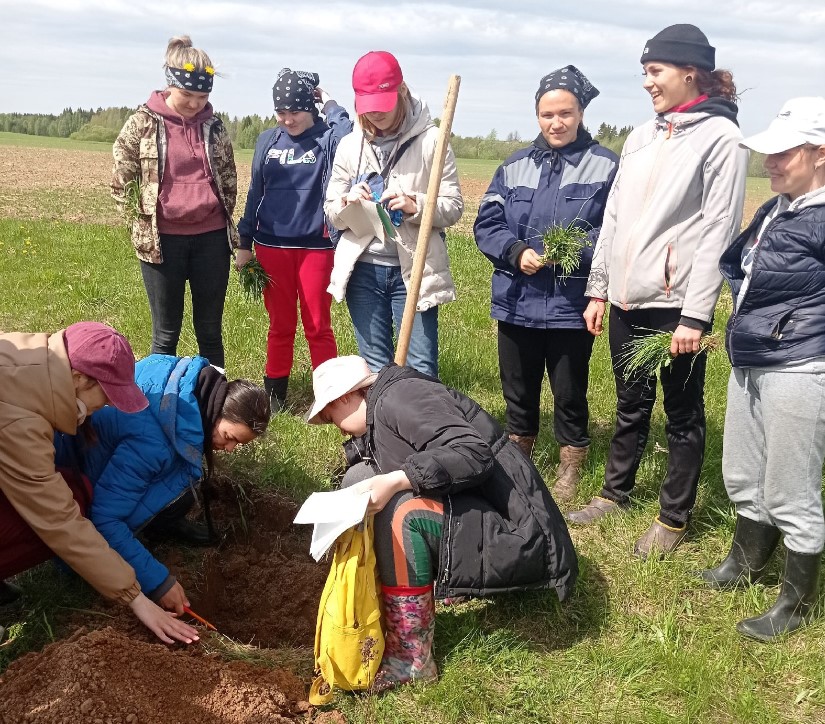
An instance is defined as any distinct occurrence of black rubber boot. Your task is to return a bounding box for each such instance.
[264,376,289,414]
[0,579,23,606]
[698,516,781,589]
[736,549,821,642]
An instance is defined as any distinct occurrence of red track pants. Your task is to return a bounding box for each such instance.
[256,245,338,378]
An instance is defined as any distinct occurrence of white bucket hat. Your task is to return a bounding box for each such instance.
[741,97,825,154]
[305,356,378,424]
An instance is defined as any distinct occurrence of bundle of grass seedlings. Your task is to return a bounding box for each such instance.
[539,221,591,280]
[618,329,720,379]
[238,258,271,302]
[123,178,142,229]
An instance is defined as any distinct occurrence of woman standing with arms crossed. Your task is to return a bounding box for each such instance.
[237,69,352,411]
[474,66,618,501]
[324,51,463,378]
[112,36,238,370]
[700,98,825,641]
[567,25,749,559]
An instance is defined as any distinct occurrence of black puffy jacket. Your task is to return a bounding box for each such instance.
[720,193,825,368]
[346,364,578,602]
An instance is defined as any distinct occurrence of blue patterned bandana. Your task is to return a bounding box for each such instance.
[165,65,214,93]
[535,65,599,109]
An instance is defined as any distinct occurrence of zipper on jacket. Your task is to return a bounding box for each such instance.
[664,243,673,298]
[440,495,453,589]
[727,205,788,367]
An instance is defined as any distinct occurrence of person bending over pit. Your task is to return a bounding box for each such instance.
[306,356,577,690]
[0,323,198,645]
[56,355,270,617]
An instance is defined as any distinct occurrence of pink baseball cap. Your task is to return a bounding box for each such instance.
[63,322,148,413]
[352,51,403,115]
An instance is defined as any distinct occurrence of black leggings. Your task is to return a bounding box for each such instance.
[140,227,230,368]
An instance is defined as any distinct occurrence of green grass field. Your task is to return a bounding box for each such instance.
[1,133,822,723]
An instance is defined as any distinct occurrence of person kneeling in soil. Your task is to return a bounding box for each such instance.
[56,355,270,616]
[0,323,198,645]
[306,356,578,690]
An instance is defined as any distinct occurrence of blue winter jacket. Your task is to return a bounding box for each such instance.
[80,355,208,596]
[720,194,825,368]
[237,103,352,249]
[474,135,618,328]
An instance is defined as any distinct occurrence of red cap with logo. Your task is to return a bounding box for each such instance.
[63,322,149,414]
[352,51,403,115]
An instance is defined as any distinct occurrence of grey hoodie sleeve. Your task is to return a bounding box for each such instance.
[680,132,749,323]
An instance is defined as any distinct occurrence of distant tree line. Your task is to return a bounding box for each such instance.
[0,107,768,175]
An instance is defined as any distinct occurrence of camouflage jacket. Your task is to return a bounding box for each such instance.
[111,106,239,263]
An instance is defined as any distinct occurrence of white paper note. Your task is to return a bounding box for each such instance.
[294,487,371,561]
[337,199,387,241]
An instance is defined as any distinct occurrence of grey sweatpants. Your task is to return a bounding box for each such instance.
[723,365,825,554]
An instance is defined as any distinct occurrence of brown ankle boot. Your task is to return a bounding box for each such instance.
[508,434,536,459]
[553,445,588,503]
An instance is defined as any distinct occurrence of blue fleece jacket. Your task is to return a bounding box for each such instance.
[474,137,617,328]
[80,355,208,596]
[238,103,353,249]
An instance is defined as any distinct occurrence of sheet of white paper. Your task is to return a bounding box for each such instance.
[294,488,371,561]
[337,199,386,241]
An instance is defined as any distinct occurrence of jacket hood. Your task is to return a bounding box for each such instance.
[146,90,215,125]
[791,183,825,211]
[134,355,208,471]
[660,97,739,128]
[0,331,78,434]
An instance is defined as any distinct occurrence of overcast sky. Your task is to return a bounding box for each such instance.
[1,1,823,139]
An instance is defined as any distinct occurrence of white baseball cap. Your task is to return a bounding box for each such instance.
[305,356,378,424]
[741,97,825,154]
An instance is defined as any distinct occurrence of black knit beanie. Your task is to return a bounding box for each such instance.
[640,24,715,71]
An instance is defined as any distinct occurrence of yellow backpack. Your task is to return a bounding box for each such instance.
[309,517,384,705]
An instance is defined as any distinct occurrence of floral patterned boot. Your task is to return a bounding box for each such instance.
[373,584,438,692]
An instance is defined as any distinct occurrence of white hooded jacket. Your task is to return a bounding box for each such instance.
[586,105,748,324]
[324,93,463,310]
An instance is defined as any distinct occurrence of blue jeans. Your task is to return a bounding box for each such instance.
[345,262,439,377]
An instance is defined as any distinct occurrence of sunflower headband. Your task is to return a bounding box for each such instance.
[165,62,214,93]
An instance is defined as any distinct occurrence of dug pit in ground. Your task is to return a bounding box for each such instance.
[161,478,330,648]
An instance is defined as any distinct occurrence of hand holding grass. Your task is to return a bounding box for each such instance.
[518,248,545,275]
[237,258,271,302]
[618,328,719,380]
[670,324,703,355]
